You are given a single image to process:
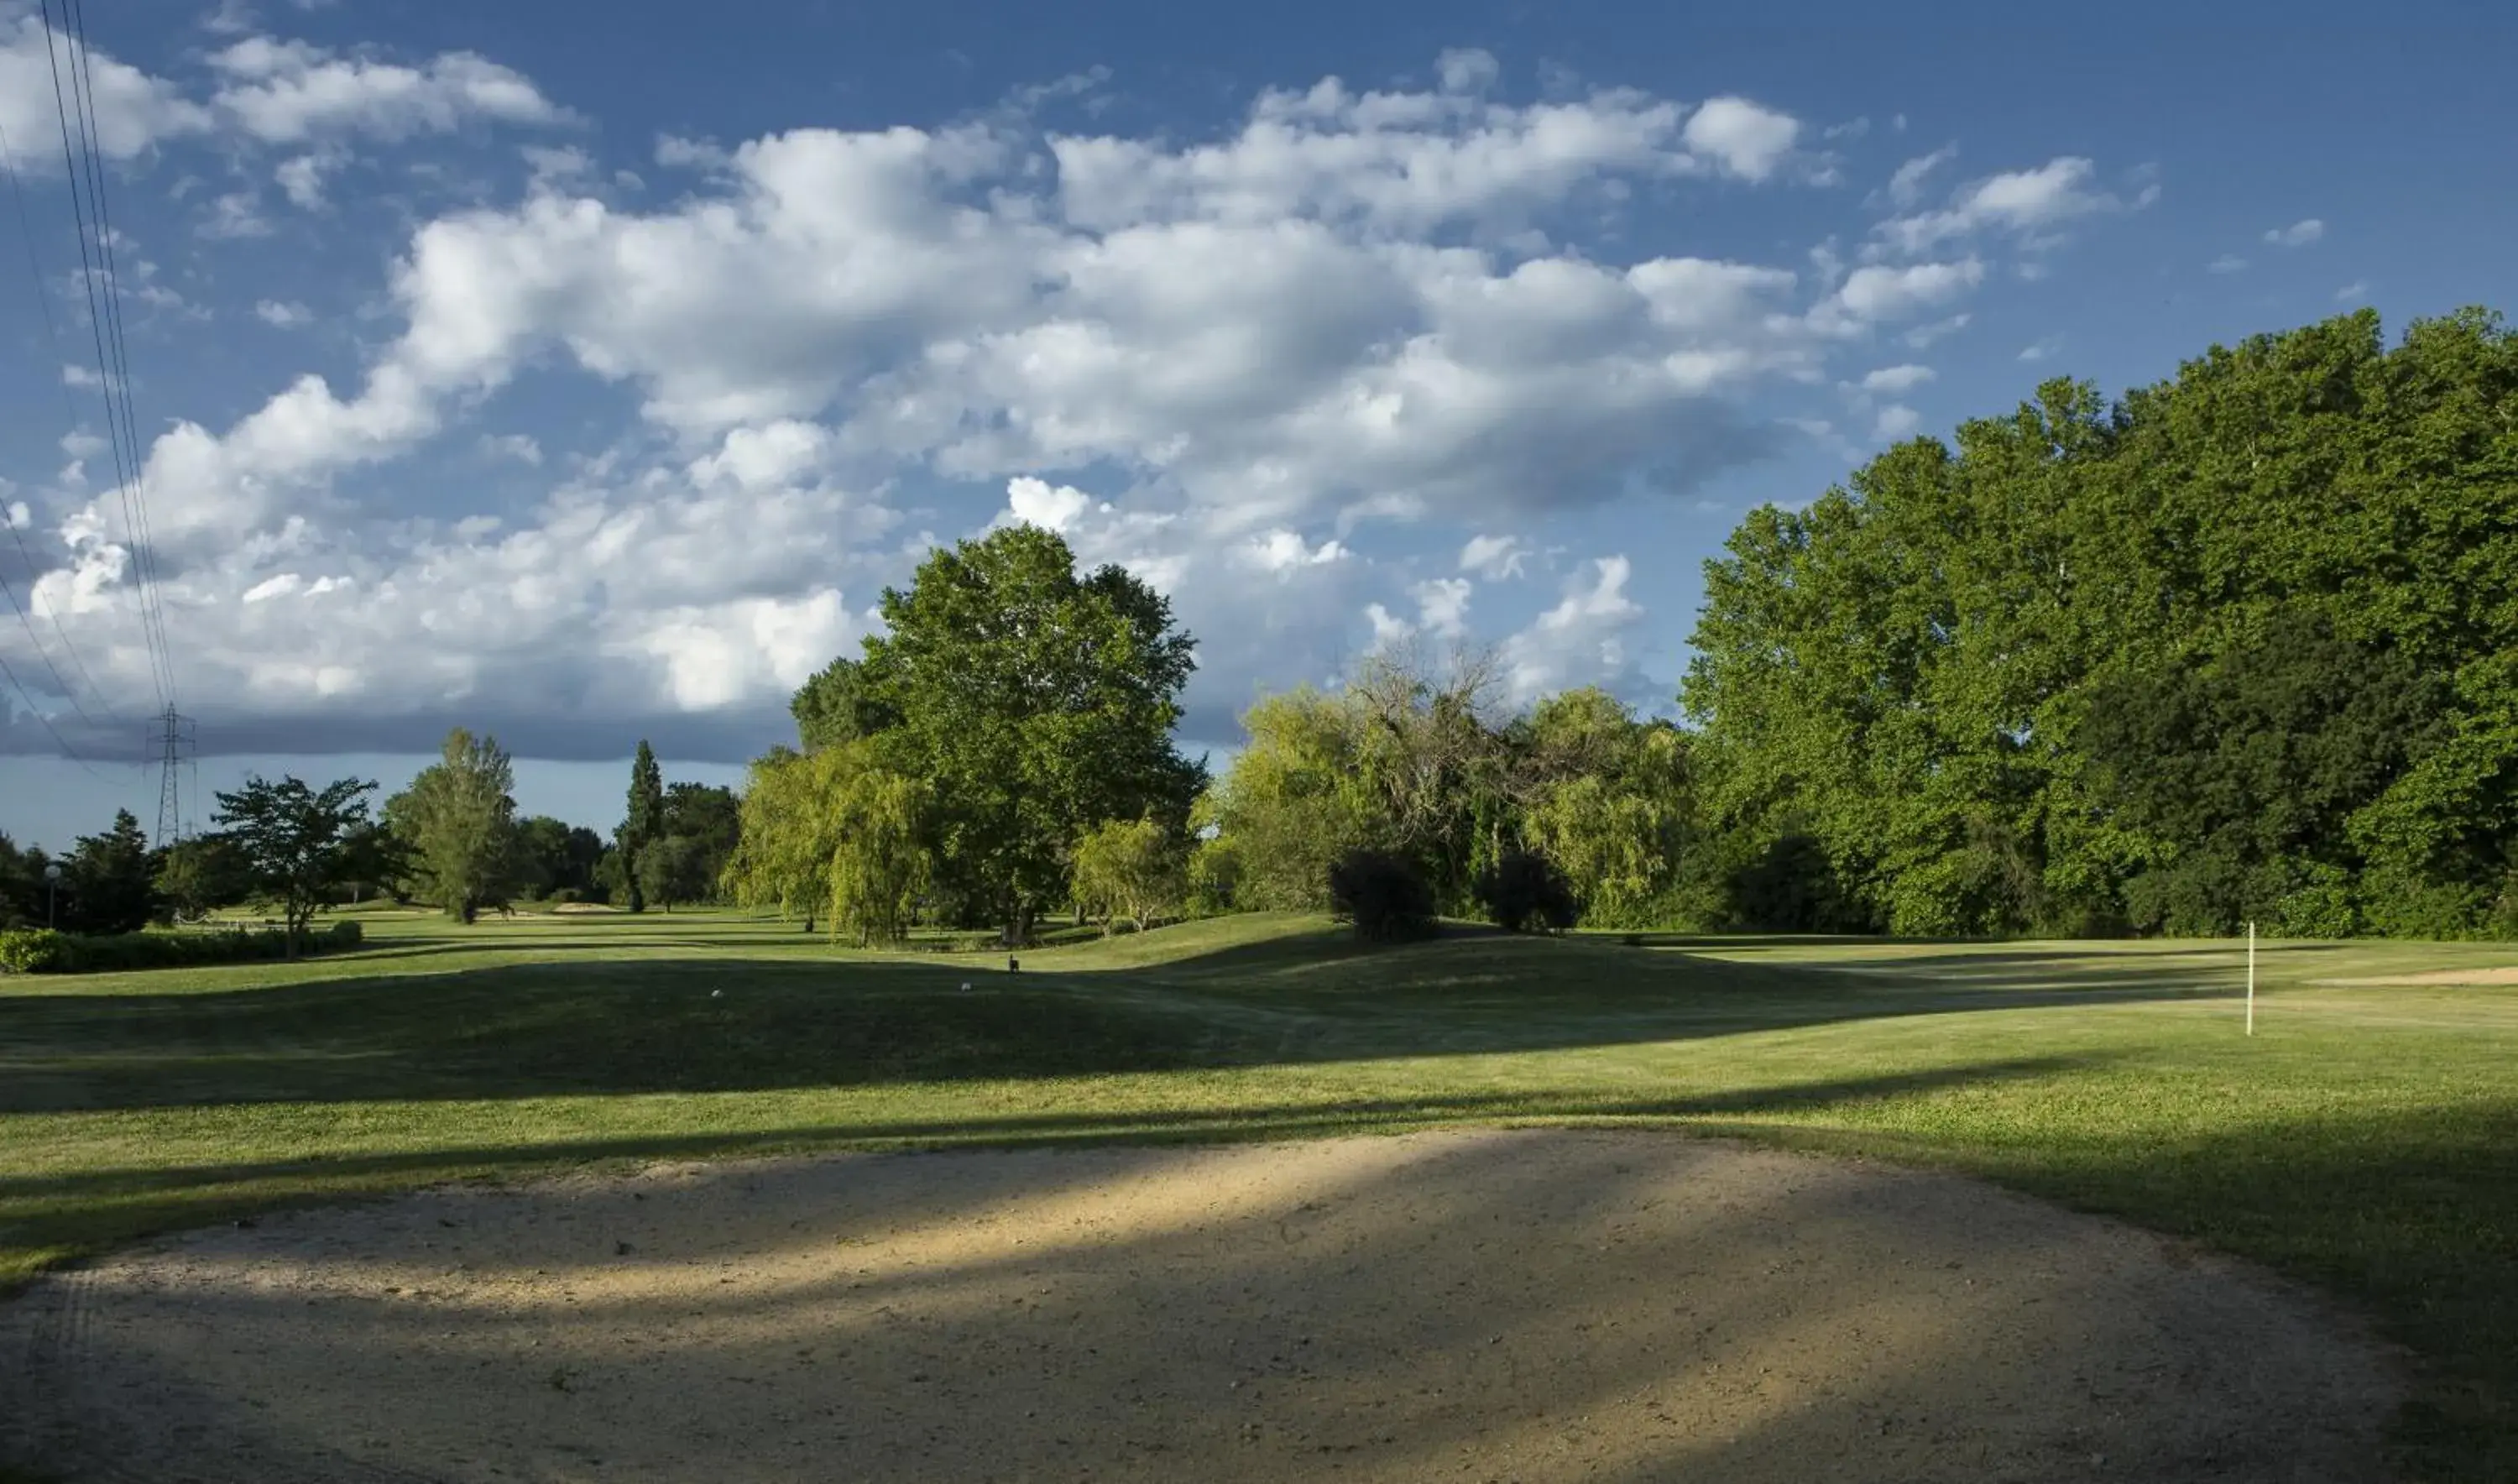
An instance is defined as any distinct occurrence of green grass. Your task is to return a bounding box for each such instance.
[5,910,2516,1476]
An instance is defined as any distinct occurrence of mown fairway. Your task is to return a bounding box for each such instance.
[4,912,2515,1476]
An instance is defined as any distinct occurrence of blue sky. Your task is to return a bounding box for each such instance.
[1,0,2511,849]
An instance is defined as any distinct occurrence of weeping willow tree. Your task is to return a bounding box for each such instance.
[823,765,932,947]
[724,741,931,944]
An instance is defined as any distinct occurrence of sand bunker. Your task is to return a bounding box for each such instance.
[2,1131,2399,1482]
[2323,966,2518,986]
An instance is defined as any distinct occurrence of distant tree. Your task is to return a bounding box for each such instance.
[1071,817,1188,933]
[1472,848,1580,934]
[212,776,379,953]
[1343,644,1512,909]
[0,833,50,928]
[389,729,526,922]
[336,820,408,906]
[1199,689,1372,912]
[621,739,665,913]
[634,834,709,912]
[563,826,606,892]
[824,763,932,947]
[156,834,251,919]
[60,810,160,934]
[724,745,828,932]
[724,739,934,945]
[593,845,630,908]
[1517,691,1695,928]
[661,782,741,902]
[1327,846,1438,943]
[510,818,607,900]
[514,817,568,899]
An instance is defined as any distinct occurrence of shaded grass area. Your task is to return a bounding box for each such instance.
[4,910,2516,1476]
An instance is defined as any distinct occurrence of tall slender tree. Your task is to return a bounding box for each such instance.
[621,739,666,913]
[387,729,525,922]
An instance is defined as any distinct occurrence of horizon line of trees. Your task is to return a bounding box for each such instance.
[725,306,2518,947]
[12,306,2510,948]
[3,735,741,938]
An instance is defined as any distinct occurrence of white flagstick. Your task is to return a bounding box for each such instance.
[2246,921,2256,1037]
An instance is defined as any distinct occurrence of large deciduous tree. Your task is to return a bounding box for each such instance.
[835,525,1203,943]
[1515,689,1695,928]
[155,834,251,920]
[389,729,526,922]
[1684,306,2518,938]
[1071,817,1187,933]
[212,776,379,952]
[724,741,933,944]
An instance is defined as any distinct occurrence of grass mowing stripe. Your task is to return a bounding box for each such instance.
[3,908,2514,1476]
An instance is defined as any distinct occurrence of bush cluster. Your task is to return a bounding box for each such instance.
[1326,848,1439,942]
[1473,849,1580,934]
[0,919,363,975]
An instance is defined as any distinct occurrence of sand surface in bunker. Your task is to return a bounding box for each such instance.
[1,1130,2401,1482]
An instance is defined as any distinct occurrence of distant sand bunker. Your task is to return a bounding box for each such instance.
[2323,966,2518,986]
[2,1131,2400,1482]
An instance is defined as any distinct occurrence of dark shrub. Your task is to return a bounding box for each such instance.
[1474,849,1580,934]
[1327,848,1438,942]
[0,920,363,975]
[1728,831,1867,933]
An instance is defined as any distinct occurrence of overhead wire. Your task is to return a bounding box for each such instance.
[64,0,174,710]
[0,638,110,774]
[38,0,177,715]
[0,112,131,734]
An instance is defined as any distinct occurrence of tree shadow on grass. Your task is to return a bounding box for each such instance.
[0,1056,2107,1206]
[0,934,2244,1113]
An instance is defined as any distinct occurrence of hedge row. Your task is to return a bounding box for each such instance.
[0,920,364,975]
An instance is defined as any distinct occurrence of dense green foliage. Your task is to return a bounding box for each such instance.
[723,739,932,943]
[154,835,251,919]
[50,810,160,935]
[514,816,607,901]
[0,920,361,975]
[620,739,666,913]
[1326,845,1439,940]
[384,729,525,921]
[1199,661,1690,930]
[1070,817,1187,933]
[209,775,381,950]
[1472,848,1579,933]
[1685,308,2518,938]
[747,526,1204,943]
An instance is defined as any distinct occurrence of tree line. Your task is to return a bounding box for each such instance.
[1683,307,2517,938]
[11,307,2509,948]
[718,523,1690,944]
[0,734,741,939]
[734,307,2518,946]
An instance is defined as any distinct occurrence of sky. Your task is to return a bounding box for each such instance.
[0,0,2512,849]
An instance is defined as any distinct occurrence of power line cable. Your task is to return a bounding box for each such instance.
[37,0,175,712]
[0,113,131,731]
[0,562,106,733]
[0,633,112,776]
[64,0,174,704]
[60,0,175,707]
